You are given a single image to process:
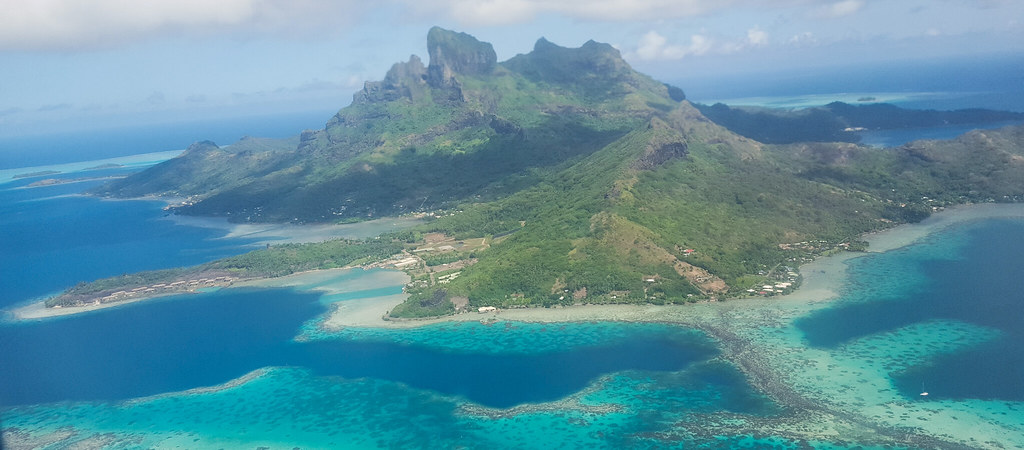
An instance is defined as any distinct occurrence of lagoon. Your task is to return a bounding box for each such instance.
[0,284,722,409]
[5,145,1024,447]
[799,217,1024,402]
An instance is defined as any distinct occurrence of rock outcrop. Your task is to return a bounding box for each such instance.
[425,26,497,86]
[356,55,428,103]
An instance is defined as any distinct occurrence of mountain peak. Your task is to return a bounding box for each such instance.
[426,27,497,87]
[505,36,632,85]
[355,55,428,103]
[533,37,557,51]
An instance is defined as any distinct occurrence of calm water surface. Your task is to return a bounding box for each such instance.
[797,218,1024,401]
[4,115,1023,446]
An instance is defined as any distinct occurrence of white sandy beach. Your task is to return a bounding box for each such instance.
[12,202,1024,328]
[8,290,197,321]
[6,203,1024,448]
[313,203,1024,330]
[301,203,1024,448]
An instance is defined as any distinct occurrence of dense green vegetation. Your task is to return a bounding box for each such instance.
[47,238,403,307]
[78,27,1024,319]
[210,239,402,277]
[388,289,455,318]
[392,111,1024,315]
[94,28,671,223]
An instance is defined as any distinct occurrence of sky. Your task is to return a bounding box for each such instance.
[1,0,1022,137]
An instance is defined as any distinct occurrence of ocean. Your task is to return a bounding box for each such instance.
[0,147,775,448]
[0,173,261,306]
[4,62,1024,447]
[0,109,336,170]
[797,218,1024,401]
[680,52,1024,113]
[679,52,1024,146]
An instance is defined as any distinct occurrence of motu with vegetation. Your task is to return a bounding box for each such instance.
[46,238,403,308]
[72,27,1024,318]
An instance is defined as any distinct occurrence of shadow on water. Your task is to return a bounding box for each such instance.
[795,219,1024,401]
[0,288,717,409]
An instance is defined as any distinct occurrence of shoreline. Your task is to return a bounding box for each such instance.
[312,201,1024,448]
[9,202,1024,325]
[7,203,1024,448]
[321,202,1024,330]
[0,149,183,186]
[8,289,217,321]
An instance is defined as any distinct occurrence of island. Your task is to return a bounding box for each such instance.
[13,170,61,179]
[22,27,1023,324]
[7,26,1024,450]
[694,101,1024,144]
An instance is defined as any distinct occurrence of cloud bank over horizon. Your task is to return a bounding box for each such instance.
[4,0,1018,52]
[0,0,1020,135]
[0,0,372,51]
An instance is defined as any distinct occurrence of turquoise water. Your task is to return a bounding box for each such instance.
[6,117,1024,446]
[3,319,779,448]
[682,53,1024,113]
[0,282,728,409]
[798,218,1024,401]
[1,156,781,447]
[2,361,777,449]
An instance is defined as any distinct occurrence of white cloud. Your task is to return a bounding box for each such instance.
[343,75,365,91]
[633,31,717,61]
[747,27,768,46]
[813,0,864,19]
[631,26,775,61]
[636,31,683,60]
[444,0,539,25]
[0,0,365,51]
[433,0,801,26]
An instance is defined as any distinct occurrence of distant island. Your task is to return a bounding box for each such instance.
[26,178,71,187]
[12,164,125,187]
[693,101,1024,144]
[13,170,60,179]
[84,163,123,171]
[43,27,1023,319]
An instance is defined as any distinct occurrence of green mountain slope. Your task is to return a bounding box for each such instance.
[396,108,1024,315]
[94,27,679,223]
[83,27,1024,316]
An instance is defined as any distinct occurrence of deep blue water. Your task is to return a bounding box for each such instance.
[858,120,1024,147]
[0,151,726,414]
[0,287,718,408]
[0,173,260,307]
[797,219,1024,401]
[3,87,1023,446]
